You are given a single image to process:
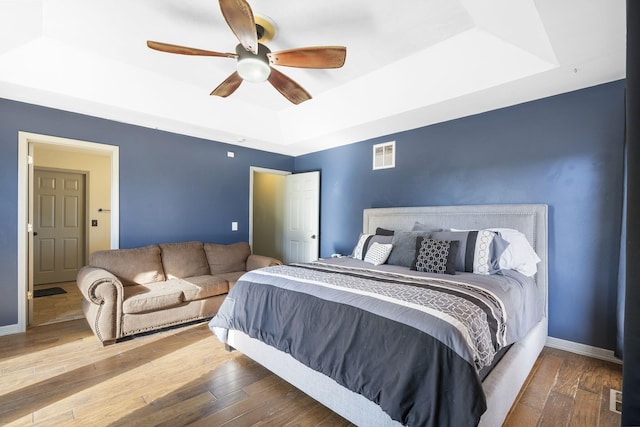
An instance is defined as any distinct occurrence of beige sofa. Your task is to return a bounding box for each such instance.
[76,241,281,345]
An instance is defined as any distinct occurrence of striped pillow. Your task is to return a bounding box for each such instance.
[430,230,508,275]
[352,233,393,260]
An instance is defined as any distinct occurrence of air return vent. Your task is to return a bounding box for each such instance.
[373,141,395,170]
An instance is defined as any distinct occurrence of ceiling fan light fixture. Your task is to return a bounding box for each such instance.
[236,43,271,83]
[237,57,271,82]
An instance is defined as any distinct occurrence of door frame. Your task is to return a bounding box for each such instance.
[248,166,290,250]
[17,132,120,332]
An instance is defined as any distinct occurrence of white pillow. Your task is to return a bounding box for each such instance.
[488,228,541,277]
[363,242,393,266]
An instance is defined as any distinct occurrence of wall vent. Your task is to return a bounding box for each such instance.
[373,141,395,170]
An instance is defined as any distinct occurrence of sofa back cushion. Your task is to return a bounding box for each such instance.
[159,241,210,279]
[204,242,251,274]
[90,245,165,285]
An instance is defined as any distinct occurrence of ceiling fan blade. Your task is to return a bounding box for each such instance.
[267,67,312,105]
[210,72,243,97]
[147,41,237,58]
[267,46,347,69]
[219,0,258,54]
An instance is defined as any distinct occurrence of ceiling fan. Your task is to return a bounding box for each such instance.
[147,0,347,105]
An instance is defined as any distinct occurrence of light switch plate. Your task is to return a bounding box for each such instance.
[232,221,238,231]
[610,389,622,414]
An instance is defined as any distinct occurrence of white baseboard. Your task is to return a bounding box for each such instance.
[546,336,622,364]
[0,323,22,337]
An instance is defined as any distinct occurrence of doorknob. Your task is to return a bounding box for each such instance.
[311,235,317,239]
[33,232,38,236]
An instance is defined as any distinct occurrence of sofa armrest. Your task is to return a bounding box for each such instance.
[246,254,282,271]
[76,266,125,344]
[77,266,124,304]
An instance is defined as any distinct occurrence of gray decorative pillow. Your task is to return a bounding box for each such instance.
[375,227,395,236]
[430,230,508,275]
[387,231,431,267]
[411,237,459,275]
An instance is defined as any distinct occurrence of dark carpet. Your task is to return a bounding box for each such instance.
[34,287,67,298]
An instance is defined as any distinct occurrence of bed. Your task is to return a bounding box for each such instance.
[210,204,548,426]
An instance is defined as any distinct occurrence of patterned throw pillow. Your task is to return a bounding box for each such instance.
[411,237,459,275]
[363,242,393,266]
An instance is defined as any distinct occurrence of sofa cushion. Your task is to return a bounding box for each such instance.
[122,283,184,314]
[167,276,229,301]
[204,242,251,275]
[90,245,165,286]
[215,272,246,290]
[159,241,210,279]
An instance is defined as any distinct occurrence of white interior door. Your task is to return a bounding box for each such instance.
[33,169,86,284]
[284,171,320,264]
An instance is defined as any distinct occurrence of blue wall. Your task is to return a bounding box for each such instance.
[0,99,293,327]
[0,81,626,350]
[295,80,626,350]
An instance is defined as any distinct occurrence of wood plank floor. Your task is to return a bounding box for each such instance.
[504,347,622,427]
[32,282,84,326]
[0,320,621,426]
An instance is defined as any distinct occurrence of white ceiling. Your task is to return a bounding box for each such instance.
[0,0,626,156]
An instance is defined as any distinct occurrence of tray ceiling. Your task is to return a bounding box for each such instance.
[0,0,626,155]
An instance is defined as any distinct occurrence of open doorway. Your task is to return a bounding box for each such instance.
[17,132,119,331]
[32,167,88,326]
[250,167,320,264]
[249,167,289,261]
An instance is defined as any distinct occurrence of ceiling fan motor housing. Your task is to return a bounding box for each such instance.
[254,14,276,43]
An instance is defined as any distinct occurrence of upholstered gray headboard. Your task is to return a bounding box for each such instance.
[363,204,548,313]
